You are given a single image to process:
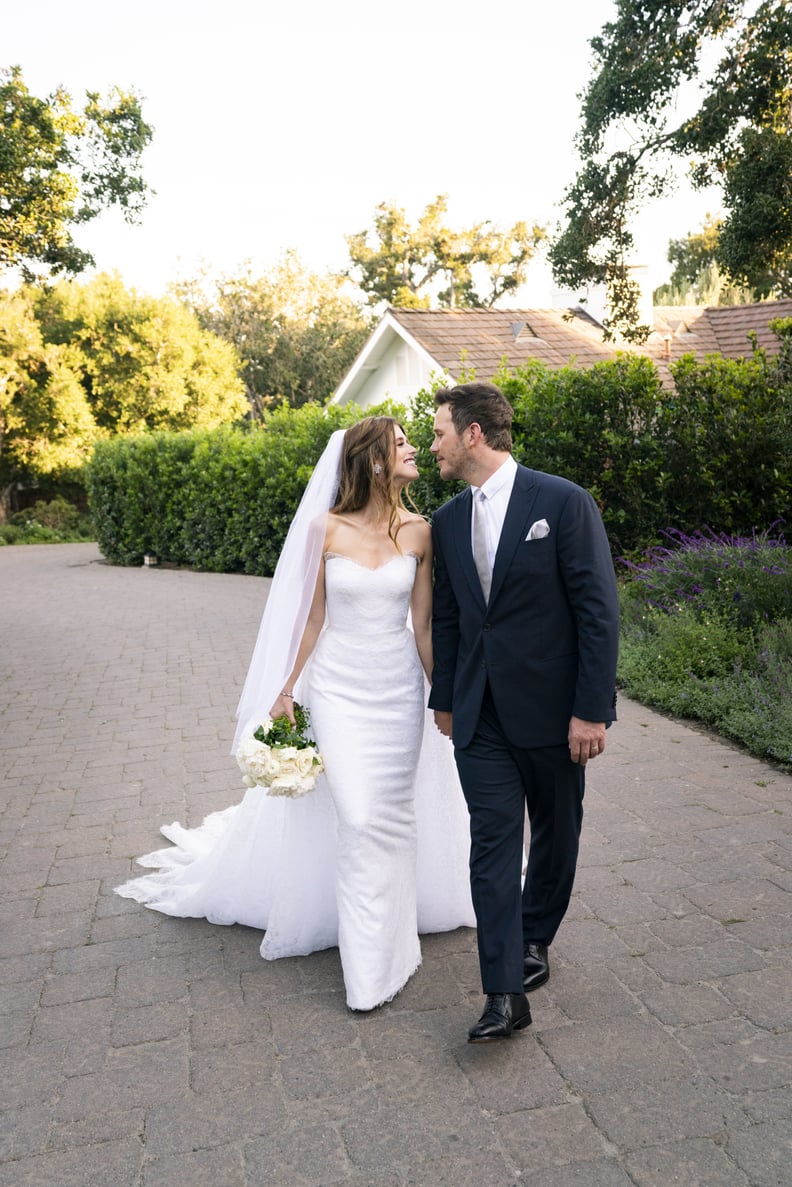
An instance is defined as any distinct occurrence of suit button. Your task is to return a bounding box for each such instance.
[480,661,486,669]
[483,623,492,631]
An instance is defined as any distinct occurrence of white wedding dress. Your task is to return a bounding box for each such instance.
[116,552,475,1010]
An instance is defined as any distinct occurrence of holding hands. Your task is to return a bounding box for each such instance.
[434,710,453,739]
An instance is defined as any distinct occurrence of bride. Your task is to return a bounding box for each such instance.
[116,416,474,1011]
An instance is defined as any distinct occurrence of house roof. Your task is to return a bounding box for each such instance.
[389,299,792,379]
[387,306,619,375]
[332,299,792,404]
[696,299,792,357]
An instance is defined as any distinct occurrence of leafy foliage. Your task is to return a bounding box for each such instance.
[0,66,152,281]
[347,195,545,310]
[718,125,792,298]
[0,275,247,516]
[86,403,362,572]
[85,320,792,571]
[254,702,316,749]
[499,353,668,555]
[670,319,791,528]
[618,525,792,769]
[33,273,247,432]
[498,317,791,553]
[550,0,792,338]
[173,253,371,414]
[0,496,94,545]
[653,215,755,306]
[620,526,792,629]
[0,287,98,501]
[665,214,723,290]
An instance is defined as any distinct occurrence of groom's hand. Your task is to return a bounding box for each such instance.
[568,716,606,765]
[434,710,453,738]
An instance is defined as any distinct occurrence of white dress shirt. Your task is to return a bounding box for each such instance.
[470,454,518,568]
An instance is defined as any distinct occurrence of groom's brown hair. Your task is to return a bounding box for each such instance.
[434,382,513,452]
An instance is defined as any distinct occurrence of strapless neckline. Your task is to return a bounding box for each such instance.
[323,551,418,572]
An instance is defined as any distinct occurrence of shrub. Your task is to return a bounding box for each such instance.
[656,351,791,538]
[618,525,792,770]
[619,524,791,628]
[490,325,792,556]
[619,615,792,769]
[13,495,79,531]
[86,403,364,574]
[714,618,792,767]
[178,404,361,574]
[618,602,746,686]
[87,430,197,565]
[497,355,668,555]
[85,333,792,569]
[1,496,95,544]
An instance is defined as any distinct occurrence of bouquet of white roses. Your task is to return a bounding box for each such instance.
[235,702,324,798]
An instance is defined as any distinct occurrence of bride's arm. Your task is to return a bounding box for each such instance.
[409,527,434,682]
[269,560,327,725]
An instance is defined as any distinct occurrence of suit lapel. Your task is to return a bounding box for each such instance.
[488,466,539,606]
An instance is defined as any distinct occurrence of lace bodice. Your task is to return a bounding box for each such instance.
[323,552,418,635]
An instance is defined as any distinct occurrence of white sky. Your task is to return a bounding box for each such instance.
[5,0,721,303]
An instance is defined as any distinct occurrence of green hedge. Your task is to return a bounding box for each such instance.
[499,332,791,557]
[86,337,792,573]
[87,404,360,573]
[500,355,669,556]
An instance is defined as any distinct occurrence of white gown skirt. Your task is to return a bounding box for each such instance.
[116,555,474,1011]
[306,621,425,1008]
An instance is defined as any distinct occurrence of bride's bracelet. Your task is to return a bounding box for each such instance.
[279,691,294,699]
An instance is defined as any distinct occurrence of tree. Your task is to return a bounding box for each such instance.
[665,214,722,291]
[346,195,545,309]
[0,274,246,518]
[0,288,98,514]
[174,253,371,414]
[549,0,792,340]
[0,65,152,281]
[653,215,755,305]
[717,125,792,297]
[33,274,248,432]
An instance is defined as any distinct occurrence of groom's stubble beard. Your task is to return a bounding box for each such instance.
[433,443,469,485]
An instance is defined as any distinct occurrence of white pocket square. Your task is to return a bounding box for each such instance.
[526,518,550,541]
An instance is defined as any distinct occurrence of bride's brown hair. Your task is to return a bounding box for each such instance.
[333,416,416,547]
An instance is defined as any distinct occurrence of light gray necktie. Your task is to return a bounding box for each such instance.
[472,489,491,601]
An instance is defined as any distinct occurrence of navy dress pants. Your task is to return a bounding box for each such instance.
[454,687,584,993]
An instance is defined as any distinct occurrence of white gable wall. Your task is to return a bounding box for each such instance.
[349,338,436,408]
[332,314,450,408]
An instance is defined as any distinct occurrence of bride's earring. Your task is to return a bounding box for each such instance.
[374,463,382,475]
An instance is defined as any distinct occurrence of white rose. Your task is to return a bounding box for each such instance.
[265,744,323,797]
[294,749,318,776]
[236,736,280,786]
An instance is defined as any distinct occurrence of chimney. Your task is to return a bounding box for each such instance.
[556,267,653,334]
[554,282,607,326]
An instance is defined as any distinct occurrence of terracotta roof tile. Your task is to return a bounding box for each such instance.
[707,299,792,357]
[386,300,790,392]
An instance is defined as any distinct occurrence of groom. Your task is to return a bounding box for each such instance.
[428,382,619,1042]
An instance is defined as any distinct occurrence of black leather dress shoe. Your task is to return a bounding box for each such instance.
[467,993,532,1042]
[523,942,549,992]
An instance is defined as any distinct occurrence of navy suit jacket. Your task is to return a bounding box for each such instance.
[429,464,620,750]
